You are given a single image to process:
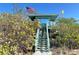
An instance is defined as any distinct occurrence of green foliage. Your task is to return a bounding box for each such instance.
[50,18,79,49]
[0,13,37,55]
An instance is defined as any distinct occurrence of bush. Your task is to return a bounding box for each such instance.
[0,13,37,55]
[50,18,79,49]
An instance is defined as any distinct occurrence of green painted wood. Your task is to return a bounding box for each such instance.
[27,14,58,21]
[31,14,58,54]
[35,23,50,52]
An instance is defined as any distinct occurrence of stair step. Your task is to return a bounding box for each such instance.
[35,23,50,53]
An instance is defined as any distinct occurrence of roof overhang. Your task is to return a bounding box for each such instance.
[27,14,58,21]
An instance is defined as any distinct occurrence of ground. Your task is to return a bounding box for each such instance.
[51,47,79,55]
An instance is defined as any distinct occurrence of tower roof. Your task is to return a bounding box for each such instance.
[27,14,58,21]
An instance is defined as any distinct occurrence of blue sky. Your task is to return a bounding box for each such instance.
[0,3,79,22]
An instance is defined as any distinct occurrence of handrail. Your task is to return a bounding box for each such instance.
[35,28,40,51]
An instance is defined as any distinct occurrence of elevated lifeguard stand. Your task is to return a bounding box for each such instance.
[27,14,58,55]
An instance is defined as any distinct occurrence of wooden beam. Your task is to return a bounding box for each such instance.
[27,14,58,21]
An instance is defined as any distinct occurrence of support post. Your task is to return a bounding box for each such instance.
[46,22,50,52]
